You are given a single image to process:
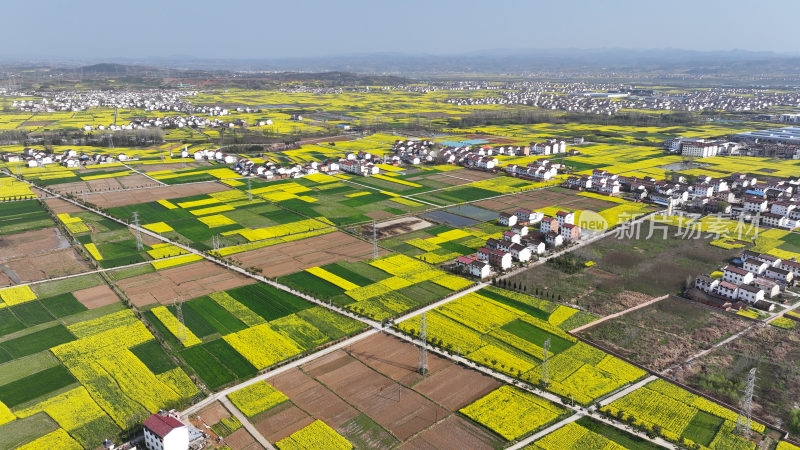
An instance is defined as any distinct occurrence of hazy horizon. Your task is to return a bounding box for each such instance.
[2,0,799,60]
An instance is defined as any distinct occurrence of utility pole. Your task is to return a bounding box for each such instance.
[132,211,143,251]
[372,219,378,259]
[735,367,757,437]
[418,313,428,375]
[541,338,551,387]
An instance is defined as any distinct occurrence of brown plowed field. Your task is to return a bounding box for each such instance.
[115,260,254,306]
[234,231,385,278]
[82,182,230,208]
[475,186,618,213]
[258,333,502,447]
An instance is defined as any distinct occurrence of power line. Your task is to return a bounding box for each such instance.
[372,219,378,259]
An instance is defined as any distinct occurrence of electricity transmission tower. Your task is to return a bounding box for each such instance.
[174,297,187,345]
[418,313,428,375]
[735,367,757,437]
[212,234,221,252]
[132,212,143,251]
[372,220,378,259]
[541,338,551,387]
[248,177,253,202]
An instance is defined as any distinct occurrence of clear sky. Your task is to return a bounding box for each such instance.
[2,0,798,59]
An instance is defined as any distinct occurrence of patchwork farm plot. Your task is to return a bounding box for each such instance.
[396,286,649,406]
[143,282,365,390]
[602,378,769,448]
[530,416,663,449]
[279,253,474,321]
[0,278,199,449]
[0,199,94,285]
[380,221,505,264]
[114,260,255,307]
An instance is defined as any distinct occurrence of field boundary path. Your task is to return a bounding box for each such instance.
[120,161,167,186]
[569,295,670,334]
[219,397,276,449]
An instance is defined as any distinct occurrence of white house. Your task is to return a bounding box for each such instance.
[752,277,781,298]
[681,141,720,158]
[498,212,518,227]
[502,231,521,244]
[469,260,492,278]
[715,281,739,300]
[743,196,768,213]
[544,231,563,247]
[765,267,793,284]
[555,211,575,227]
[737,284,765,304]
[780,260,800,278]
[723,266,754,285]
[770,201,796,216]
[540,217,559,234]
[143,413,189,450]
[761,213,789,229]
[515,208,543,224]
[524,239,546,255]
[511,225,529,237]
[742,259,769,275]
[694,274,719,293]
[488,249,513,270]
[509,242,532,262]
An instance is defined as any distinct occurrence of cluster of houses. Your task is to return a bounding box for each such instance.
[1,147,133,168]
[391,140,436,165]
[666,135,800,160]
[80,114,267,132]
[225,150,384,180]
[694,250,799,310]
[11,89,199,113]
[564,168,800,226]
[445,82,800,114]
[453,208,581,278]
[339,152,381,176]
[505,159,563,181]
[390,139,568,174]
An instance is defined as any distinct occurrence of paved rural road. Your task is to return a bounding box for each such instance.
[569,294,670,334]
[121,161,167,186]
[507,412,585,449]
[599,375,659,407]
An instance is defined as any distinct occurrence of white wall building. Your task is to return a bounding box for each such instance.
[143,414,189,450]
